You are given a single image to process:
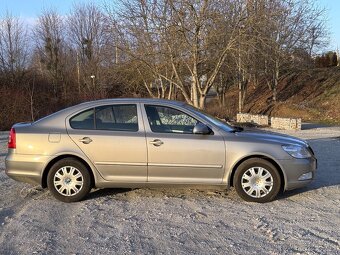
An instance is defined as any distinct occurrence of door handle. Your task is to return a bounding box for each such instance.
[149,139,164,147]
[79,137,93,144]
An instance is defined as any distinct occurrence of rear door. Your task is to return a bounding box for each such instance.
[143,104,225,184]
[67,103,147,182]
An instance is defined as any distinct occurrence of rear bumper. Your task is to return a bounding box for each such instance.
[5,152,50,186]
[278,156,317,191]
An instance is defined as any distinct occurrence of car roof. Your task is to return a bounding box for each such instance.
[77,98,186,107]
[34,98,187,127]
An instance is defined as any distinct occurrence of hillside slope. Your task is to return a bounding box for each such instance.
[238,67,340,123]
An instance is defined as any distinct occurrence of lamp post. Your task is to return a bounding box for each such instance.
[238,24,245,113]
[90,75,95,98]
[90,75,95,88]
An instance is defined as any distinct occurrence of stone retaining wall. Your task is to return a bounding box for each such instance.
[236,113,269,126]
[236,113,302,130]
[270,117,301,130]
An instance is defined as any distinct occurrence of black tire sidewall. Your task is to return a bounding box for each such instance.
[47,158,91,202]
[234,158,281,203]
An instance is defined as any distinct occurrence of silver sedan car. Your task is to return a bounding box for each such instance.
[5,98,317,203]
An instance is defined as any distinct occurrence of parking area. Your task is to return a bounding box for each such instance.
[0,127,339,254]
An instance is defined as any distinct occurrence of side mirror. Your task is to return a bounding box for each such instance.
[193,123,212,135]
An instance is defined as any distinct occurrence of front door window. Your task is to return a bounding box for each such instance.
[145,105,198,134]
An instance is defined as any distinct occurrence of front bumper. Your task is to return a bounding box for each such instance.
[278,156,317,191]
[5,152,50,185]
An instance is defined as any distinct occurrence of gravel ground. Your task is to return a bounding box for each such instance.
[0,127,339,255]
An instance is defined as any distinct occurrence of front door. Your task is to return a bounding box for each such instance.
[143,104,225,184]
[67,103,147,182]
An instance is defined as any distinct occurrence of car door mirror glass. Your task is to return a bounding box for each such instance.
[193,123,212,135]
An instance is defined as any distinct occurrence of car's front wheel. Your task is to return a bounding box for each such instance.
[233,158,281,203]
[47,158,92,202]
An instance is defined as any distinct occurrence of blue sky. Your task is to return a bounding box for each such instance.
[0,0,106,17]
[319,0,340,50]
[0,0,339,51]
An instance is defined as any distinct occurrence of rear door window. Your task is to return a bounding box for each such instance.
[95,104,138,131]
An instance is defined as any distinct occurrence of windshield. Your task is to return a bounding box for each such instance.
[184,104,235,132]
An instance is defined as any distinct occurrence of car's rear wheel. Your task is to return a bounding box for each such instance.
[233,158,281,203]
[47,158,91,202]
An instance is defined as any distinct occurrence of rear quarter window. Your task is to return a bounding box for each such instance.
[70,108,95,130]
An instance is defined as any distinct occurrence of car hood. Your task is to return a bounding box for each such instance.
[233,129,308,146]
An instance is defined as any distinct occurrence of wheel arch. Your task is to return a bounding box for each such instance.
[41,154,95,188]
[229,155,286,191]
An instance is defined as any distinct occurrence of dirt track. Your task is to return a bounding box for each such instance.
[0,127,339,255]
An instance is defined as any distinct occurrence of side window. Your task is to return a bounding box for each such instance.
[95,104,138,131]
[70,108,95,130]
[145,105,198,134]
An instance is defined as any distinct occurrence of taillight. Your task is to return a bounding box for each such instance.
[8,128,16,149]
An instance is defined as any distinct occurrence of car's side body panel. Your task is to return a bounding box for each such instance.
[140,102,226,184]
[66,103,148,183]
[145,132,225,183]
[68,130,147,182]
[5,120,106,187]
[5,151,49,185]
[5,98,316,197]
[221,132,316,190]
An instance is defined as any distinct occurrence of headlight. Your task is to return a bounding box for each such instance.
[282,145,311,159]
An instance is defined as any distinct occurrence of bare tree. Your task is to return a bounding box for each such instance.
[259,0,328,102]
[0,12,29,85]
[111,0,258,109]
[67,3,111,97]
[34,9,66,96]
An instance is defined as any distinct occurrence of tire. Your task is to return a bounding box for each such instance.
[47,158,92,202]
[233,158,281,203]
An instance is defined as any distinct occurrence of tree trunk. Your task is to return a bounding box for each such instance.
[159,77,166,99]
[30,89,34,121]
[238,83,242,113]
[77,52,81,94]
[217,91,223,107]
[241,88,246,110]
[156,84,161,98]
[144,82,156,98]
[199,95,206,109]
[168,82,173,100]
[273,58,279,102]
[191,76,199,108]
[273,86,277,102]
